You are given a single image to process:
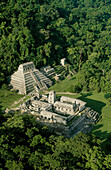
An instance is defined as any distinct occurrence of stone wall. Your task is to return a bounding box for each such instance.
[40,110,67,125]
[54,101,75,115]
[60,96,86,111]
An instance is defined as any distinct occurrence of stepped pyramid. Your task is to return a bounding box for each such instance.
[40,66,56,79]
[10,62,52,94]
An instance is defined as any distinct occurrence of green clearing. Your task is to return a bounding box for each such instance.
[57,92,111,140]
[0,81,111,142]
[78,93,111,140]
[0,89,24,109]
[13,95,31,108]
[50,76,111,141]
[49,77,111,140]
[49,75,76,92]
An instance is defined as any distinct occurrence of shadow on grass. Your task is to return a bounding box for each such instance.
[80,92,92,97]
[78,94,111,153]
[90,123,111,153]
[91,124,107,139]
[91,125,111,153]
[78,95,106,114]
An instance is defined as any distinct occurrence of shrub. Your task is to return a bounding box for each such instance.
[2,84,9,90]
[104,93,111,105]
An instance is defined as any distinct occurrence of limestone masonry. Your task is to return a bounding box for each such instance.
[7,91,99,138]
[8,62,99,137]
[40,65,56,79]
[10,62,52,94]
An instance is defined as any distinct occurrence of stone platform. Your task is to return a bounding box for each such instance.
[10,62,52,94]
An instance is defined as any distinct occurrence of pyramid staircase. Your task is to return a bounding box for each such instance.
[10,62,52,94]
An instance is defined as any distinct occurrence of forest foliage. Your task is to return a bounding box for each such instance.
[0,0,111,92]
[1,1,111,169]
[0,111,111,169]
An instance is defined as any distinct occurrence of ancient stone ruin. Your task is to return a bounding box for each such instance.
[40,66,56,79]
[7,61,99,137]
[10,62,52,94]
[48,90,56,104]
[60,96,86,112]
[60,58,66,66]
[7,91,99,138]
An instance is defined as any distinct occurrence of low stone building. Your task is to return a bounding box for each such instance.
[40,110,68,125]
[30,100,52,112]
[7,89,99,137]
[60,96,86,112]
[54,101,76,115]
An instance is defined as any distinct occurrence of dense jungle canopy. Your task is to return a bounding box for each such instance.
[0,0,111,89]
[0,112,111,169]
[0,1,111,169]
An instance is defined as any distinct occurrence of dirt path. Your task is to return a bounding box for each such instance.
[43,91,77,95]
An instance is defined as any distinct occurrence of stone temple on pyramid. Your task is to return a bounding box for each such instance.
[10,62,52,94]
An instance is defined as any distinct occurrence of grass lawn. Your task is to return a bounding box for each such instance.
[56,92,111,141]
[0,81,111,142]
[91,103,111,139]
[49,75,76,92]
[78,93,111,140]
[0,89,24,109]
[49,77,111,140]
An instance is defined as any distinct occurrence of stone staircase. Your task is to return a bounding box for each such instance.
[24,72,35,94]
[40,66,56,79]
[87,109,99,122]
[10,62,53,94]
[30,70,43,89]
[34,69,52,87]
[30,70,48,91]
